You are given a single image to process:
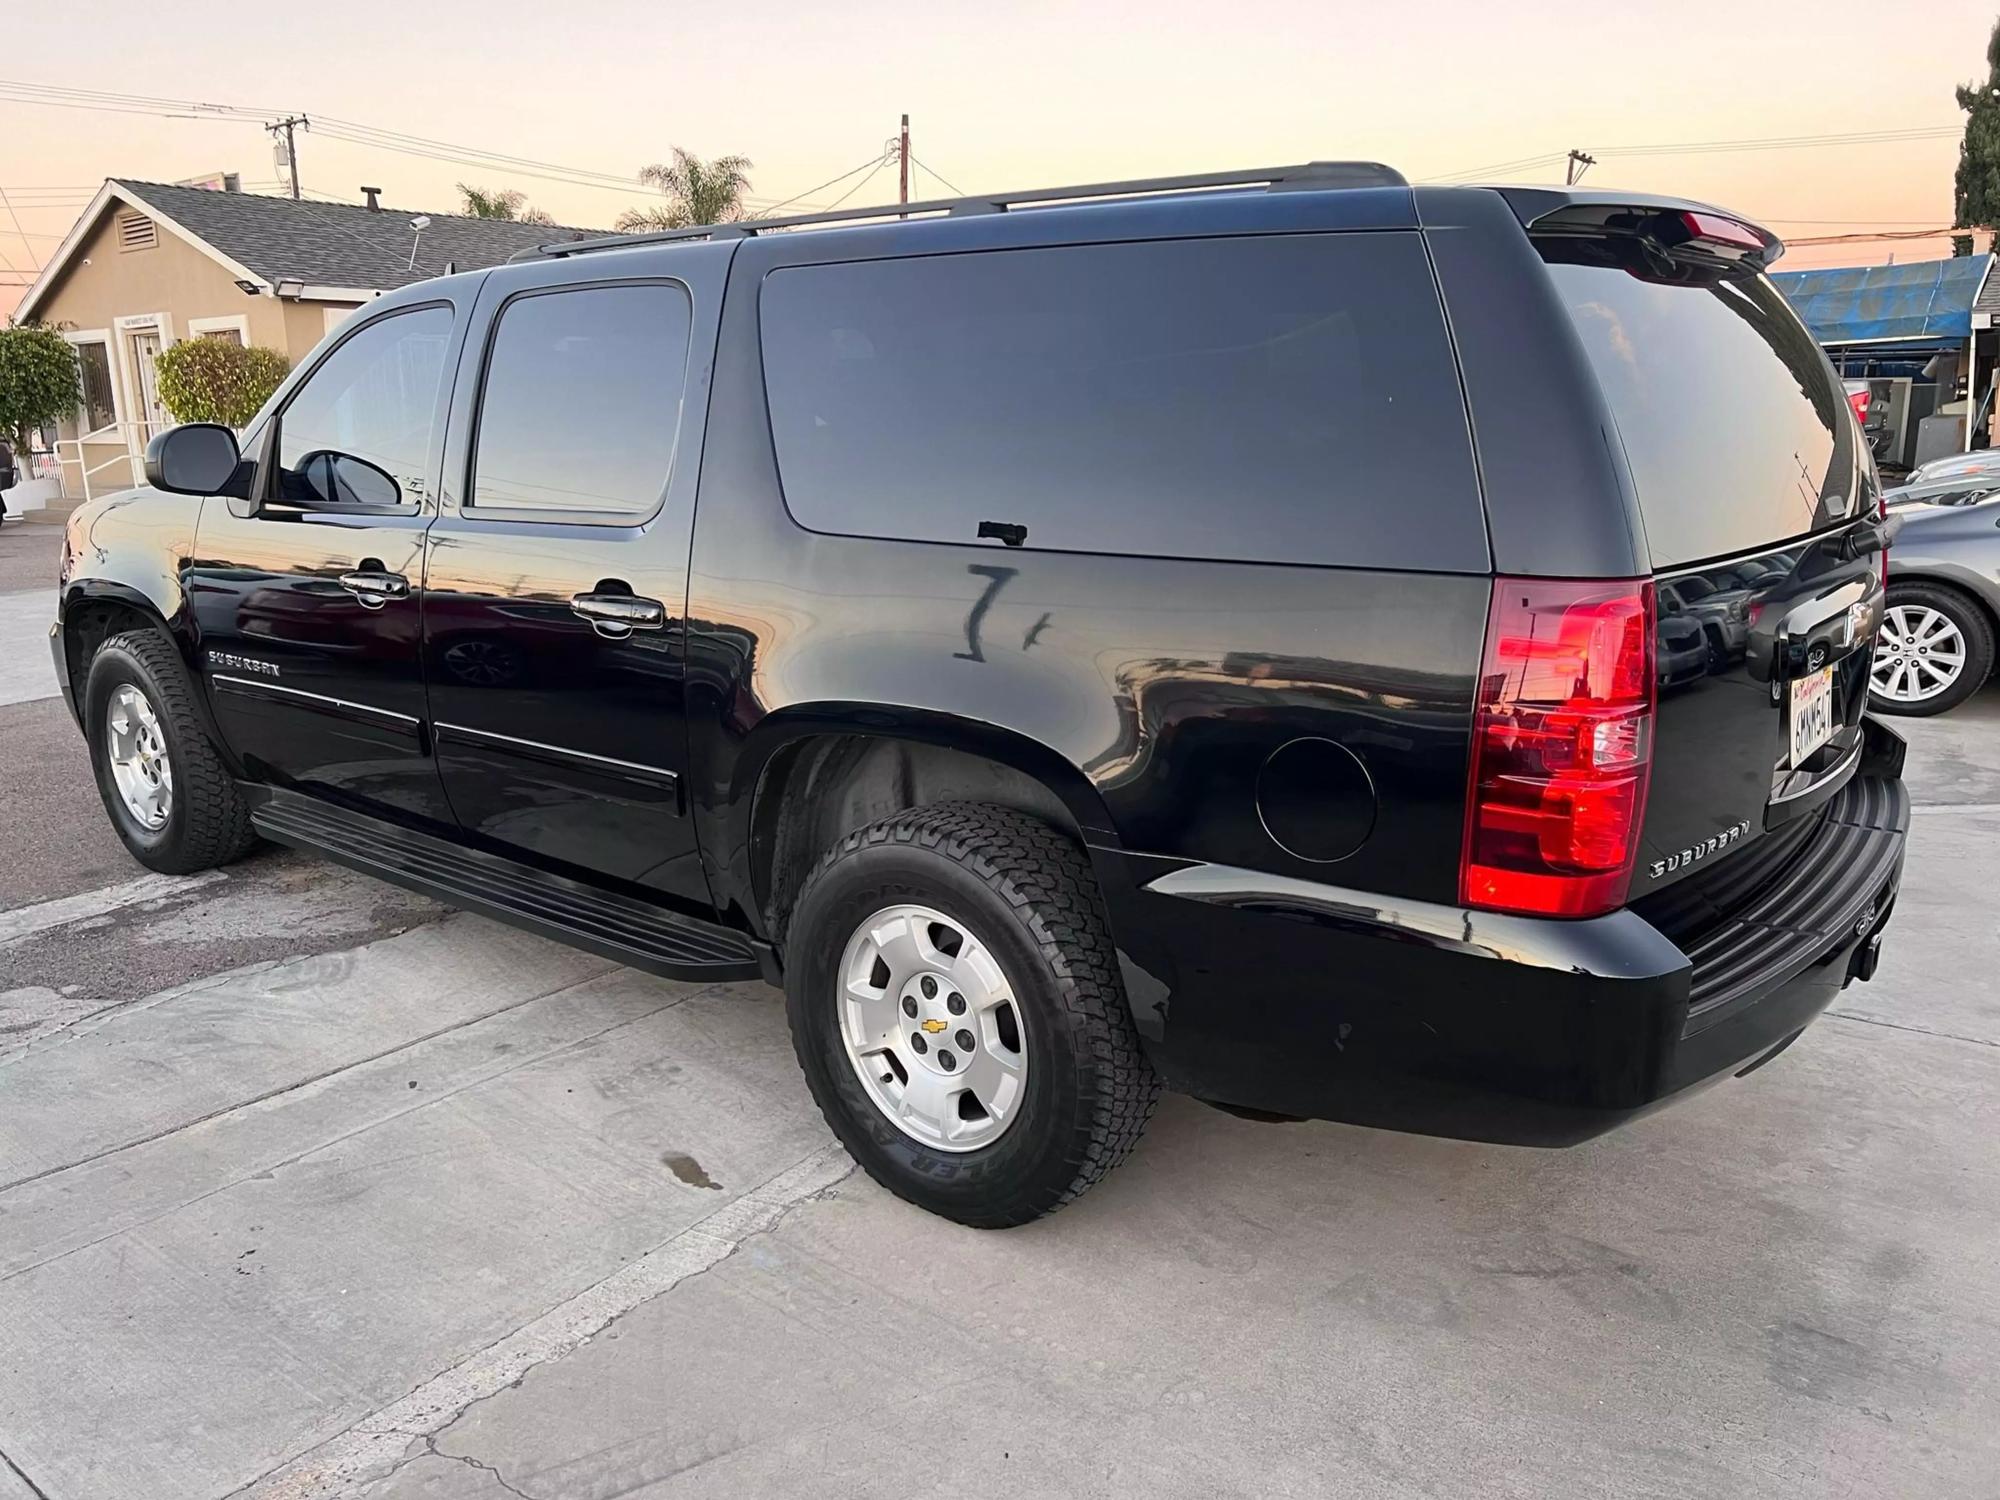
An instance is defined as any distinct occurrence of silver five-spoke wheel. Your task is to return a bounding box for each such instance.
[105,683,173,831]
[1872,604,1966,705]
[837,904,1029,1152]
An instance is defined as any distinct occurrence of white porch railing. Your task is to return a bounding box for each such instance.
[52,422,165,503]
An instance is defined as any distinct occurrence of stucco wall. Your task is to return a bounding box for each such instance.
[31,196,365,496]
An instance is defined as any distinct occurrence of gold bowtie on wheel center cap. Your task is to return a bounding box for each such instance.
[920,1018,947,1035]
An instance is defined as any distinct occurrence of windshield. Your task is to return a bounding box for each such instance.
[1541,235,1869,568]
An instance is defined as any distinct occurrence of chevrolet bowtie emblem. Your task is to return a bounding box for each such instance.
[920,1019,948,1034]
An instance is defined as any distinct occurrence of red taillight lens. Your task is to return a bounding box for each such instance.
[1461,578,1657,918]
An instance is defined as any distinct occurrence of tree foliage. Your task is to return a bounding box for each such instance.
[155,339,291,428]
[1954,17,2000,254]
[457,183,554,226]
[0,323,81,458]
[616,149,754,232]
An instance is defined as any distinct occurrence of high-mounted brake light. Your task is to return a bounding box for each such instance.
[1679,211,1764,257]
[1461,578,1657,918]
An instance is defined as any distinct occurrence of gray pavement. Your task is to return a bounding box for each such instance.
[1,552,1997,1499]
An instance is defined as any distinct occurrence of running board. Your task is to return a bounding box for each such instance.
[249,788,766,983]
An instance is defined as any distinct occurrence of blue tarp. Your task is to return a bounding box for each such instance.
[1771,256,1991,349]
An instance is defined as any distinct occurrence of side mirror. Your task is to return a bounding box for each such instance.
[145,424,243,497]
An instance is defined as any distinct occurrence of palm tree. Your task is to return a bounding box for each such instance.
[616,149,754,232]
[457,184,554,226]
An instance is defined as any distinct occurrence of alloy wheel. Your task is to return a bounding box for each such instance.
[106,683,173,831]
[836,904,1030,1152]
[1872,604,1967,705]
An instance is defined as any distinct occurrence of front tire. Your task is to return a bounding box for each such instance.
[1870,582,1995,716]
[85,630,259,874]
[783,803,1161,1228]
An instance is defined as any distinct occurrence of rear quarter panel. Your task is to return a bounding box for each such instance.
[685,211,1490,930]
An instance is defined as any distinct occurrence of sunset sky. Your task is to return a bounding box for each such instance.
[4,0,1997,319]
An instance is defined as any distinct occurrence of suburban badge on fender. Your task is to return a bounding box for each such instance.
[1649,820,1753,880]
[207,651,280,678]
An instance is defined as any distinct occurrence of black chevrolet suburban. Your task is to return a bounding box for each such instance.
[52,163,1909,1226]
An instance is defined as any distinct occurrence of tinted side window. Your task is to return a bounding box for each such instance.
[759,234,1484,570]
[277,306,451,507]
[469,284,693,518]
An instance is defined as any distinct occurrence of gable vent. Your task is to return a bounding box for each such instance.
[117,212,158,251]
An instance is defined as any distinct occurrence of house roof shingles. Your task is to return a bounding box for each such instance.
[114,179,601,292]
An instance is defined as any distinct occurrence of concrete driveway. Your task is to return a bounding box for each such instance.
[3,512,1997,1499]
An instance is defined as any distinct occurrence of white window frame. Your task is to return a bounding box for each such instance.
[62,328,127,440]
[187,314,251,345]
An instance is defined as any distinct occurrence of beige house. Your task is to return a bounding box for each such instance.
[16,178,595,499]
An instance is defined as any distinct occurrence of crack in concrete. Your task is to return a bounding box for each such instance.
[0,957,620,1197]
[0,1443,53,1500]
[225,1145,854,1500]
[0,977,706,1288]
[1826,1009,1999,1050]
[421,1435,538,1500]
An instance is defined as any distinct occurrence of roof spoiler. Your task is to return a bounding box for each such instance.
[1495,187,1784,269]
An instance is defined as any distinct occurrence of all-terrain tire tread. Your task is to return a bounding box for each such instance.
[97,630,258,871]
[788,802,1161,1222]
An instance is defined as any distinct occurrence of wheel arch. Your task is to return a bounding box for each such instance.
[60,581,233,764]
[728,706,1120,940]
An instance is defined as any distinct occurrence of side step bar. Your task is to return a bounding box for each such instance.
[250,788,767,984]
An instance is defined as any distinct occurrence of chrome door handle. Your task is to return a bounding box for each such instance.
[338,570,410,608]
[570,592,666,639]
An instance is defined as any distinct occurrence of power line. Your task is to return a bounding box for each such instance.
[1594,124,1956,157]
[819,158,893,212]
[0,78,846,216]
[754,153,893,217]
[910,155,965,196]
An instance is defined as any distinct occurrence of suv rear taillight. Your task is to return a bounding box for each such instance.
[1461,578,1657,918]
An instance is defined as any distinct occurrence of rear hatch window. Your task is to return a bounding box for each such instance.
[1540,234,1866,568]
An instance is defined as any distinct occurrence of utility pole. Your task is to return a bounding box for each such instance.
[899,114,911,214]
[267,116,310,199]
[1565,149,1596,186]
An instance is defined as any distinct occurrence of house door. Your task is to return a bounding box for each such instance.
[123,325,170,453]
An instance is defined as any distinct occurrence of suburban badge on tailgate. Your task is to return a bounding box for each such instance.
[1650,820,1753,879]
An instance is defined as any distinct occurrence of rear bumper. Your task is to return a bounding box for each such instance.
[1103,760,1908,1147]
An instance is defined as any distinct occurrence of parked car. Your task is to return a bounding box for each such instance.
[1871,478,2000,714]
[1901,447,2000,488]
[51,165,1908,1226]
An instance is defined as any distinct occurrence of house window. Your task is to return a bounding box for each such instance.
[116,212,158,252]
[188,315,250,347]
[200,328,243,346]
[75,342,117,432]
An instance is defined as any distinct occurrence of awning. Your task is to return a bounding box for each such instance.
[1771,255,1992,349]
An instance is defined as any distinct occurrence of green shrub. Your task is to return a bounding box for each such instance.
[0,323,81,458]
[155,339,290,427]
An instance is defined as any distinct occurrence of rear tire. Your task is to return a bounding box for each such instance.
[783,803,1161,1228]
[1869,582,1994,717]
[85,630,259,874]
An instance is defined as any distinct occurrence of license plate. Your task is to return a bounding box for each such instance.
[1788,665,1835,766]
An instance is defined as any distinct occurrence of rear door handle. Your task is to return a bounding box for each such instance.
[338,570,409,608]
[570,592,666,639]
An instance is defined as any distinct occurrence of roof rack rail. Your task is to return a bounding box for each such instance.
[508,160,1407,263]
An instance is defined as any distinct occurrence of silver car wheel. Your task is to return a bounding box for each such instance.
[106,683,174,831]
[836,903,1030,1153]
[1872,604,1967,704]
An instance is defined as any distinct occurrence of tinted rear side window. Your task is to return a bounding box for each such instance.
[469,283,692,519]
[1542,241,1865,568]
[759,234,1486,570]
